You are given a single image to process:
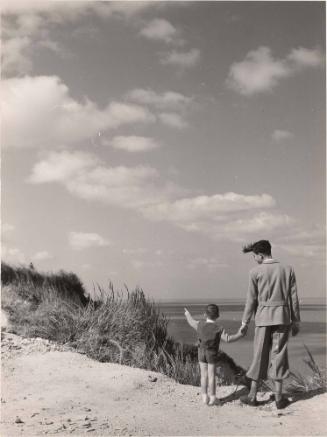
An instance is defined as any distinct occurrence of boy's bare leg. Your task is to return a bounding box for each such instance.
[199,362,208,403]
[208,364,216,396]
[274,380,283,401]
[249,379,258,400]
[208,363,218,405]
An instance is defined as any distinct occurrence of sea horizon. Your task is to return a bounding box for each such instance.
[158,300,327,374]
[156,297,326,306]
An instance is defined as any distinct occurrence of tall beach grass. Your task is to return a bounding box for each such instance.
[1,262,246,385]
[2,262,324,394]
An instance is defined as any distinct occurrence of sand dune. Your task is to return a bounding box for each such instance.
[1,333,326,436]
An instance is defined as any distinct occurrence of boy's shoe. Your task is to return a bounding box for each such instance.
[208,396,222,407]
[240,395,258,407]
[201,394,209,404]
[275,397,291,410]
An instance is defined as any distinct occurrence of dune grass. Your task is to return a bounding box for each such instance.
[2,262,246,385]
[2,262,324,393]
[1,262,89,305]
[286,344,327,395]
[1,263,208,384]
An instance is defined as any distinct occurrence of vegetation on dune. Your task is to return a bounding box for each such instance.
[1,262,246,386]
[286,345,327,395]
[2,262,325,393]
[1,262,89,306]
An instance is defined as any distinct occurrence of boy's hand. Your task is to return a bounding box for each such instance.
[291,322,300,337]
[184,307,190,316]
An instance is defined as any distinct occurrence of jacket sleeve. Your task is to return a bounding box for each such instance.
[242,270,258,325]
[289,268,301,323]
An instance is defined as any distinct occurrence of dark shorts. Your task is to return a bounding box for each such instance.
[198,348,218,364]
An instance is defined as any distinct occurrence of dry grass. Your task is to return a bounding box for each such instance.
[2,264,207,385]
[287,344,327,394]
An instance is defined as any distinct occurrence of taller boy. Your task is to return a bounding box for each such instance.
[240,240,301,409]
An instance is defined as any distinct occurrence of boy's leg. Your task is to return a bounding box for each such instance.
[208,363,216,397]
[208,363,220,405]
[199,362,208,403]
[274,380,283,401]
[249,379,259,400]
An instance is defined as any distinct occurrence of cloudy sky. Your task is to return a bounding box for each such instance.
[2,1,325,301]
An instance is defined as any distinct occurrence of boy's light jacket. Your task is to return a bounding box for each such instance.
[242,259,301,327]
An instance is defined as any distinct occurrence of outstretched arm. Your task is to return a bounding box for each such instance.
[221,328,244,343]
[184,308,199,330]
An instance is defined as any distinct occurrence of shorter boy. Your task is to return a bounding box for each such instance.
[184,304,244,406]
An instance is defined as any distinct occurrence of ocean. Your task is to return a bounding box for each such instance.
[157,301,326,375]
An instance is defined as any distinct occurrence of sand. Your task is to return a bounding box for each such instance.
[1,332,326,436]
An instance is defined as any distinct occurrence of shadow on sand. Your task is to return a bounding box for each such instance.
[288,387,326,403]
[219,384,326,408]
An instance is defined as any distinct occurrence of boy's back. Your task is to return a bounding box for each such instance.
[197,321,223,350]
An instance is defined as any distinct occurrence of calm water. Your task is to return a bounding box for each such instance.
[157,302,326,374]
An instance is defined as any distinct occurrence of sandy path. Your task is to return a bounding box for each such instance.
[1,333,326,436]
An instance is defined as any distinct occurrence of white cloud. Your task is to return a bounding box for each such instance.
[227,47,290,95]
[2,1,154,19]
[123,248,148,255]
[28,151,300,244]
[222,212,293,235]
[28,151,98,183]
[126,88,192,110]
[272,129,294,142]
[110,136,160,152]
[288,47,324,68]
[2,245,26,264]
[2,1,154,75]
[140,19,177,43]
[161,48,201,68]
[187,257,229,271]
[28,150,183,209]
[1,37,32,75]
[277,243,323,258]
[32,251,52,261]
[274,226,325,259]
[37,39,66,56]
[2,76,155,149]
[69,232,111,251]
[227,46,324,96]
[143,193,276,222]
[131,259,163,270]
[2,223,15,234]
[159,112,188,129]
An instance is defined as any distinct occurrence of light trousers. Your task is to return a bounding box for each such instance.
[246,325,290,381]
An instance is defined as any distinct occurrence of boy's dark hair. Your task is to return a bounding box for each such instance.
[242,240,272,256]
[205,304,219,320]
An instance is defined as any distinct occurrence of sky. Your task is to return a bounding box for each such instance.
[1,1,326,301]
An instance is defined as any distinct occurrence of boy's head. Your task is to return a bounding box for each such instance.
[205,304,219,320]
[242,240,272,264]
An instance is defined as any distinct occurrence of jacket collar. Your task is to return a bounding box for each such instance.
[263,258,279,264]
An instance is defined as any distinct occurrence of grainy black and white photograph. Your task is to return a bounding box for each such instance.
[1,1,326,436]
